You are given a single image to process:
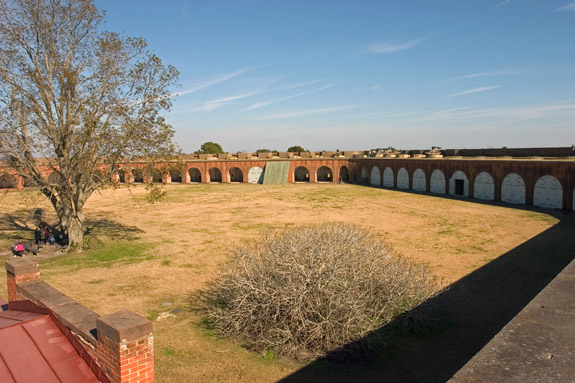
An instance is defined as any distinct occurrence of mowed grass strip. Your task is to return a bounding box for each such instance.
[42,241,155,270]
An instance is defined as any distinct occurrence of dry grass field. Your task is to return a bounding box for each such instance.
[0,183,561,382]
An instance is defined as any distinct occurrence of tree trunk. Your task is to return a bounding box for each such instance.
[50,195,85,250]
[63,212,84,250]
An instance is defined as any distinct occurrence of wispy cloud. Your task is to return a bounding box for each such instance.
[362,38,424,54]
[269,79,330,92]
[555,2,575,11]
[453,70,522,80]
[414,101,575,123]
[493,0,512,9]
[427,106,476,117]
[241,84,334,112]
[250,105,359,120]
[448,86,501,97]
[188,92,258,112]
[172,69,247,97]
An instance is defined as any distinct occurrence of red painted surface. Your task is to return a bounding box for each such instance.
[0,311,100,383]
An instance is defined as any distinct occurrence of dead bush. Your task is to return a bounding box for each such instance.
[197,223,440,359]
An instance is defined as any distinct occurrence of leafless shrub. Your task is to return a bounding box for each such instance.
[197,223,440,360]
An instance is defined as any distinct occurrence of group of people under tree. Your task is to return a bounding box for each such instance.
[11,210,64,257]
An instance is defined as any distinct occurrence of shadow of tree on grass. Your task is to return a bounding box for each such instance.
[83,215,144,242]
[279,214,575,383]
[0,210,143,244]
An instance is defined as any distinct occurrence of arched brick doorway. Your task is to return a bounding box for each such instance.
[132,168,143,183]
[339,166,349,182]
[294,166,310,182]
[170,166,182,182]
[230,167,243,182]
[209,167,222,183]
[317,166,333,182]
[189,168,201,183]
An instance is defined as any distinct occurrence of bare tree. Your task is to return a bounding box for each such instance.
[0,0,179,248]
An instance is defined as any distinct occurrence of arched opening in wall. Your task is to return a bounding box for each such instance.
[361,167,368,183]
[317,166,333,182]
[117,169,126,183]
[132,168,144,183]
[230,167,243,182]
[474,172,495,200]
[383,167,394,187]
[0,172,17,188]
[370,166,380,186]
[150,168,163,183]
[47,172,60,184]
[430,169,446,194]
[170,167,182,182]
[189,168,202,183]
[449,170,469,197]
[294,166,310,182]
[412,169,426,192]
[339,166,349,183]
[397,168,409,189]
[534,175,562,209]
[248,167,264,184]
[209,168,222,183]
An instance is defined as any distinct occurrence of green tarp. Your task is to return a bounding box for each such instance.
[262,161,289,185]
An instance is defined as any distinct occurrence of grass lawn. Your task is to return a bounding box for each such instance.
[0,183,559,382]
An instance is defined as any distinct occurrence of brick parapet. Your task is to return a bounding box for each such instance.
[97,310,154,383]
[5,258,40,301]
[4,260,154,383]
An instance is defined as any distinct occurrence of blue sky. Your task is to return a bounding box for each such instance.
[94,0,575,153]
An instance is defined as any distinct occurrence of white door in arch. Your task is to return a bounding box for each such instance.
[248,167,264,184]
[449,170,469,197]
[397,168,409,189]
[370,167,381,186]
[501,173,525,205]
[474,172,495,200]
[534,175,562,209]
[383,167,394,187]
[412,169,426,192]
[430,170,446,194]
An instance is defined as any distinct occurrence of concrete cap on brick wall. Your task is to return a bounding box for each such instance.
[97,310,152,343]
[5,258,39,276]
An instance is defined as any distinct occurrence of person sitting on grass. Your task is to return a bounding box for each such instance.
[11,242,25,257]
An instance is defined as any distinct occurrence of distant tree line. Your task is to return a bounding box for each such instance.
[194,143,310,154]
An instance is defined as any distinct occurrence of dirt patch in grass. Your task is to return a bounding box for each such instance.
[0,183,559,382]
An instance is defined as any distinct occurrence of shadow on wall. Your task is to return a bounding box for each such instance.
[279,214,575,383]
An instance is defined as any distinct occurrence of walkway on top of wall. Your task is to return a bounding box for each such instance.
[450,255,575,382]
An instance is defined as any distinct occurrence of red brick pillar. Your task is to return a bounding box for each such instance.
[5,259,40,302]
[97,310,154,383]
[161,173,171,184]
[181,164,190,184]
[16,175,24,190]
